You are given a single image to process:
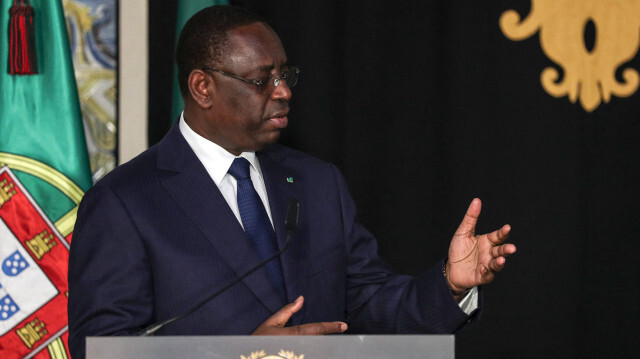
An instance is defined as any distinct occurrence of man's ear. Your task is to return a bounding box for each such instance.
[188,69,214,109]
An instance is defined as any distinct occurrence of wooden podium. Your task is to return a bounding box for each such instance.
[87,335,454,358]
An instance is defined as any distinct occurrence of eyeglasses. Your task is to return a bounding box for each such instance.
[202,66,300,92]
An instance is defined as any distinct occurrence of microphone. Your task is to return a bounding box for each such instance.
[137,198,300,336]
[285,198,299,233]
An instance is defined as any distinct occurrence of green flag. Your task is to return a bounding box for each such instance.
[0,0,91,357]
[171,0,229,122]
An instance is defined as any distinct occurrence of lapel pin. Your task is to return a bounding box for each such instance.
[286,177,294,183]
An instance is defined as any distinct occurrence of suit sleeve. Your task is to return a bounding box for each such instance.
[68,184,154,359]
[328,165,480,333]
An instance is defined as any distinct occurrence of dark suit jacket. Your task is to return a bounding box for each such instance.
[68,124,478,359]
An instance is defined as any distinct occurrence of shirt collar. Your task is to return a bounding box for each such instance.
[178,112,263,186]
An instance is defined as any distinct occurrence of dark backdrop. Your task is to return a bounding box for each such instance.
[148,1,640,357]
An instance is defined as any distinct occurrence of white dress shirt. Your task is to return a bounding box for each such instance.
[179,114,273,229]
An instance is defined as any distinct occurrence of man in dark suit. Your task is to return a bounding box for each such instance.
[68,5,516,359]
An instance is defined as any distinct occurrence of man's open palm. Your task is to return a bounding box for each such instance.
[446,198,516,292]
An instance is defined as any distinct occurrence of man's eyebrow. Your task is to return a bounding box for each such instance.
[255,62,289,73]
[255,65,274,73]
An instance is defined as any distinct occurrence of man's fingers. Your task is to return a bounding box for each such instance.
[478,257,509,284]
[455,198,482,236]
[490,243,517,258]
[254,296,348,336]
[262,296,304,327]
[486,224,511,244]
[478,264,495,283]
[291,321,348,335]
[488,256,506,272]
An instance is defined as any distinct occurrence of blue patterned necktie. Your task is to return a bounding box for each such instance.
[227,157,286,301]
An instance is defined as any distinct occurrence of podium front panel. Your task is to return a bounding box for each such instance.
[87,334,454,358]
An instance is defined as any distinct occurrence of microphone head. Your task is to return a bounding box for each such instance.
[285,198,299,233]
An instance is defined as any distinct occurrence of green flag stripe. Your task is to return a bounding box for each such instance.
[0,0,92,222]
[0,0,92,192]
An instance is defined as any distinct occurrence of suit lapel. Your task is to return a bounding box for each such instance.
[156,126,285,314]
[258,148,310,325]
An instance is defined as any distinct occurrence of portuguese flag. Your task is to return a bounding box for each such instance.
[0,0,92,358]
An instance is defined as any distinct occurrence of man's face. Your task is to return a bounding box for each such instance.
[197,22,292,155]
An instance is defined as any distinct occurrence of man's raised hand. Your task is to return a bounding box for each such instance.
[445,198,517,294]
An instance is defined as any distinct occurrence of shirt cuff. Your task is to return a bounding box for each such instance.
[457,286,478,315]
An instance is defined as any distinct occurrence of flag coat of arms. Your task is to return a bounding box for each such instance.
[0,0,92,358]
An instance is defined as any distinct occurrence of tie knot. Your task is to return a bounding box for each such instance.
[228,157,251,180]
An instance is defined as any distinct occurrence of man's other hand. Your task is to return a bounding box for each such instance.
[446,198,517,293]
[252,296,348,335]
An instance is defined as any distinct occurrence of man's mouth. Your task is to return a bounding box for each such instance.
[267,114,288,129]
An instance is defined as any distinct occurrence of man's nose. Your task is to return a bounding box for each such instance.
[271,80,292,102]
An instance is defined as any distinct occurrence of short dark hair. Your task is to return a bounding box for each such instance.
[176,6,266,97]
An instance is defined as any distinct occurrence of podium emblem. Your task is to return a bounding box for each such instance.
[241,349,305,359]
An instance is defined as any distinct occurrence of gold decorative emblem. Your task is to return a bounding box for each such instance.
[0,178,17,207]
[241,349,304,359]
[16,318,48,349]
[26,230,58,260]
[500,0,640,112]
